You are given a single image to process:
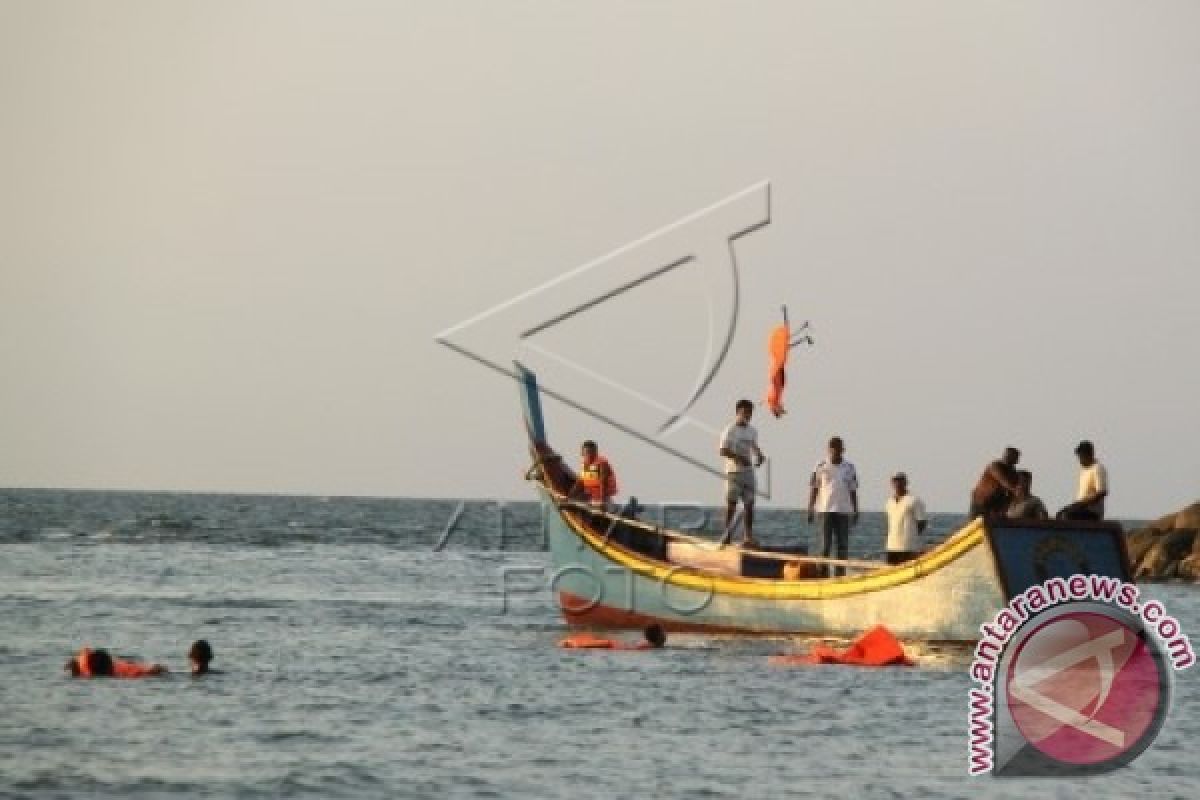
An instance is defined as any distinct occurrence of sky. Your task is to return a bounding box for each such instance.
[1,1,1197,516]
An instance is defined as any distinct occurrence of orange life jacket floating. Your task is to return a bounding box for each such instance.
[768,625,913,667]
[559,634,650,651]
[579,456,618,504]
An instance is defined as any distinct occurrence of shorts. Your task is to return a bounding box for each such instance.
[724,471,756,506]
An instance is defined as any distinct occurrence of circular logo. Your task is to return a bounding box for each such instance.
[1004,604,1171,770]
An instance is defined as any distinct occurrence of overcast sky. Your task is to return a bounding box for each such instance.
[1,1,1197,516]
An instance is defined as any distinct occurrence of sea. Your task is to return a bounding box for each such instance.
[0,489,1196,799]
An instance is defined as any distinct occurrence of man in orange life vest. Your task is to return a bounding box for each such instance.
[559,624,667,650]
[575,440,618,509]
[65,647,167,678]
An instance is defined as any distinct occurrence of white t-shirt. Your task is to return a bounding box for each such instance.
[811,460,858,513]
[1077,462,1108,517]
[719,422,758,474]
[886,493,928,552]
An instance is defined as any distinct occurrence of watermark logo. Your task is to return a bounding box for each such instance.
[434,182,776,496]
[1006,605,1166,769]
[968,576,1192,776]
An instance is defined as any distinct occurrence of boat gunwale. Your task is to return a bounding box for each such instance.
[538,479,992,600]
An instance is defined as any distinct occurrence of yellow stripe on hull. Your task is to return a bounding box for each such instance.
[549,488,992,601]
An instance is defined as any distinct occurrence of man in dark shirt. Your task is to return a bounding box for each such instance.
[1007,470,1049,520]
[969,447,1021,520]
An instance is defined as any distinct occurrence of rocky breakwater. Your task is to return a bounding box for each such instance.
[1127,502,1200,581]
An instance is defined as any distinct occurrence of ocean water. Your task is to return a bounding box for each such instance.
[0,489,1196,799]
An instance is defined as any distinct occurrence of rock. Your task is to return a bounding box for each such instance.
[1177,503,1200,532]
[1181,522,1200,580]
[1179,552,1200,582]
[1125,526,1161,567]
[1124,500,1200,581]
[1133,528,1196,581]
[1144,502,1200,534]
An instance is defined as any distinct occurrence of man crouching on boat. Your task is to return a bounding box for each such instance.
[574,440,619,510]
[719,399,765,547]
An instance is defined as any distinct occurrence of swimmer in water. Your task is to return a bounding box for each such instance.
[65,647,167,678]
[642,623,667,649]
[188,639,220,675]
[559,624,668,650]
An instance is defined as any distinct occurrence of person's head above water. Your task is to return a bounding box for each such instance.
[1002,447,1020,466]
[188,640,214,675]
[643,624,667,648]
[68,648,114,677]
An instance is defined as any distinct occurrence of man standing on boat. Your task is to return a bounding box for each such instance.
[807,436,859,576]
[968,447,1020,519]
[1057,440,1108,521]
[884,472,927,565]
[719,399,765,547]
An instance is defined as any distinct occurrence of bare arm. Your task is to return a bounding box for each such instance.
[986,463,1019,493]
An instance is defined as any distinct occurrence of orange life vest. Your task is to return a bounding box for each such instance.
[113,659,164,678]
[579,456,618,503]
[75,647,97,676]
[73,647,164,678]
[765,323,789,417]
[559,634,649,651]
[768,625,912,667]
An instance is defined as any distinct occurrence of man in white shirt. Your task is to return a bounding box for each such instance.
[807,436,859,576]
[885,472,928,565]
[718,399,765,547]
[1057,440,1109,521]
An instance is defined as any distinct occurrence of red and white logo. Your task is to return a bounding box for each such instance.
[1005,609,1165,768]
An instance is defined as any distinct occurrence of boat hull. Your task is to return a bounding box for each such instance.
[543,487,1006,639]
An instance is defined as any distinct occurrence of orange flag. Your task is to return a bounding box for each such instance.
[765,323,790,417]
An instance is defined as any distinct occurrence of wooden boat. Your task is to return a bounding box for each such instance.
[516,365,1133,640]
